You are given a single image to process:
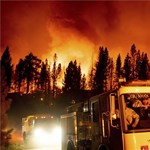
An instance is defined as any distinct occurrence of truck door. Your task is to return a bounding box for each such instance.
[99,94,110,146]
[61,112,77,150]
[91,99,102,150]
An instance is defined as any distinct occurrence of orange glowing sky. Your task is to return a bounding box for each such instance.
[1,1,150,75]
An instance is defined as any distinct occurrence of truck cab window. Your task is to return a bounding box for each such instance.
[122,94,150,131]
[92,101,99,122]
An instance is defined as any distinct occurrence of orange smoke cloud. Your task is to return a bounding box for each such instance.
[1,1,150,78]
[42,21,96,76]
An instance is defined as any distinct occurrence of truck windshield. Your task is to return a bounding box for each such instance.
[121,93,150,132]
[34,118,57,128]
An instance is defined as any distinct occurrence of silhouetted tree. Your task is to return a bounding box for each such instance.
[63,60,81,92]
[81,74,87,90]
[76,64,81,90]
[88,66,95,90]
[93,47,109,93]
[0,63,11,127]
[138,53,149,80]
[107,57,114,90]
[62,60,82,104]
[1,47,15,147]
[130,44,137,80]
[123,53,131,81]
[23,53,41,93]
[14,59,25,93]
[116,54,121,78]
[135,50,141,79]
[1,46,13,88]
[40,59,51,93]
[51,53,61,98]
[123,44,149,81]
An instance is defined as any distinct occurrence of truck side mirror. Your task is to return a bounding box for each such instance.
[110,93,120,128]
[28,118,34,126]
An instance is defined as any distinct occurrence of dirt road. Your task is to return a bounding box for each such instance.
[10,129,61,150]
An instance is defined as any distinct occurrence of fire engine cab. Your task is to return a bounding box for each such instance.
[22,114,61,146]
[61,80,150,150]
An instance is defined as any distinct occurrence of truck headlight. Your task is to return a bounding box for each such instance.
[53,127,61,135]
[32,127,61,146]
[33,128,50,145]
[34,128,45,137]
[52,126,61,143]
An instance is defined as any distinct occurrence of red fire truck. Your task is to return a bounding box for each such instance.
[22,114,61,147]
[61,80,150,150]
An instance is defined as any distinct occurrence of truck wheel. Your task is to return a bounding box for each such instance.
[67,140,75,150]
[98,144,109,150]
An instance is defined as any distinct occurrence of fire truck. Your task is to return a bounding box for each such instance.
[61,80,150,150]
[22,114,61,146]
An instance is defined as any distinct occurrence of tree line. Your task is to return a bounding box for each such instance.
[1,44,150,97]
